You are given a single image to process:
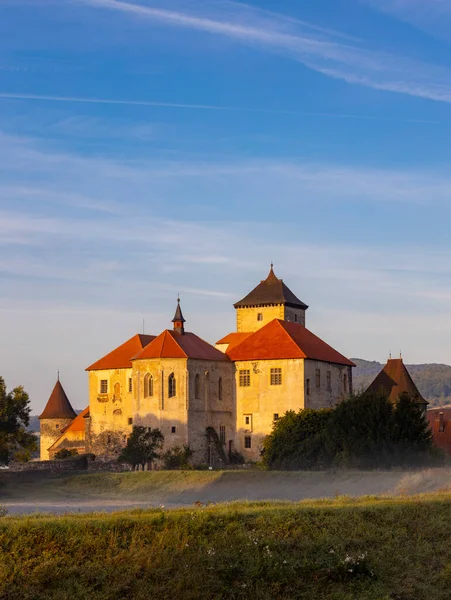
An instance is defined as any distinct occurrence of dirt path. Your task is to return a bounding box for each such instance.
[2,468,451,515]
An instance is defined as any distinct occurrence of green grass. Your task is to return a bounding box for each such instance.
[2,494,451,599]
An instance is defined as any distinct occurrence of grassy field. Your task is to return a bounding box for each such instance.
[2,493,451,599]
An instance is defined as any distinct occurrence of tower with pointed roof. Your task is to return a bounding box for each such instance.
[172,297,186,335]
[365,357,428,407]
[39,378,78,460]
[234,265,308,333]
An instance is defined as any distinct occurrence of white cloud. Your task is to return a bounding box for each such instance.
[70,0,451,103]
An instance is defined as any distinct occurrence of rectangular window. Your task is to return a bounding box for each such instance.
[244,435,252,449]
[327,371,331,392]
[344,374,348,393]
[100,379,108,394]
[270,368,282,386]
[128,378,132,393]
[306,378,310,396]
[171,426,176,434]
[219,425,226,445]
[273,413,279,422]
[128,417,133,425]
[239,369,251,387]
[244,414,252,430]
[315,369,321,389]
[257,313,263,321]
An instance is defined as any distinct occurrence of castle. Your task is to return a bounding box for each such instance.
[39,266,355,464]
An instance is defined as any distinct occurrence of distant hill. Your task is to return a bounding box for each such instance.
[352,359,451,407]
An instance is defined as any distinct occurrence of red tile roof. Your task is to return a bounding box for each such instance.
[366,358,428,404]
[226,319,355,366]
[86,334,155,371]
[60,406,90,434]
[133,330,229,361]
[216,332,253,350]
[234,266,308,310]
[39,380,78,420]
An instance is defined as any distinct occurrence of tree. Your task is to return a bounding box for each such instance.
[262,409,333,470]
[118,426,164,470]
[162,445,193,470]
[325,391,438,468]
[54,449,78,460]
[0,377,37,464]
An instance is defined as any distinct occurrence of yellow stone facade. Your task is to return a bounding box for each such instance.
[87,368,134,456]
[39,417,74,460]
[236,304,305,333]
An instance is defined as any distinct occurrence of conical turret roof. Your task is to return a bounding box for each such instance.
[172,297,186,323]
[234,266,308,309]
[39,379,78,420]
[365,358,428,405]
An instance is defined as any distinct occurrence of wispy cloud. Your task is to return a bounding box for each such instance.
[362,0,451,40]
[69,0,451,104]
[0,92,437,124]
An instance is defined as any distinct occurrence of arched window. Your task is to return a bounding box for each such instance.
[113,382,120,399]
[144,373,153,398]
[194,374,201,399]
[218,377,223,401]
[168,373,176,398]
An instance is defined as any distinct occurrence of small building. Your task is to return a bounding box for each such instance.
[427,406,451,455]
[38,378,78,460]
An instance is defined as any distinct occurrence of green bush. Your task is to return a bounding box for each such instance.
[262,409,333,470]
[54,449,78,460]
[262,392,440,470]
[162,445,193,470]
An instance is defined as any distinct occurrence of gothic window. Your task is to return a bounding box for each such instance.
[270,368,282,385]
[194,374,201,399]
[144,373,153,398]
[239,369,251,387]
[327,371,331,392]
[168,373,176,398]
[218,377,223,400]
[315,369,321,389]
[100,379,108,394]
[220,425,226,445]
[244,435,252,449]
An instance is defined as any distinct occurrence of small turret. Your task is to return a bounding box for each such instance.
[172,296,186,335]
[39,376,77,460]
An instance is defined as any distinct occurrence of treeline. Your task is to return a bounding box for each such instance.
[262,391,441,470]
[353,359,451,406]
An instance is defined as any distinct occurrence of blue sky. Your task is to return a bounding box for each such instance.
[2,0,451,412]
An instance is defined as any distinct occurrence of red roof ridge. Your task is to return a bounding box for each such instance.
[133,329,229,361]
[227,318,354,366]
[86,333,155,371]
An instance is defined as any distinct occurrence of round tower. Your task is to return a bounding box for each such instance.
[38,377,77,460]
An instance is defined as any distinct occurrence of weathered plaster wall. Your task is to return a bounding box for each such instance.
[236,305,284,333]
[303,361,352,410]
[87,368,134,455]
[233,358,306,461]
[39,418,74,460]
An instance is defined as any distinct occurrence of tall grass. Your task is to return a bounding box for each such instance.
[1,494,451,599]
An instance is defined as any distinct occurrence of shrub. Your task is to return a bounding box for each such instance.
[162,445,193,470]
[261,409,333,470]
[54,449,78,460]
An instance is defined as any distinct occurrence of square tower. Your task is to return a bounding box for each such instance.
[233,265,308,333]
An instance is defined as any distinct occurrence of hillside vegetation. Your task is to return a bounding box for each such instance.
[353,358,451,406]
[2,494,451,599]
